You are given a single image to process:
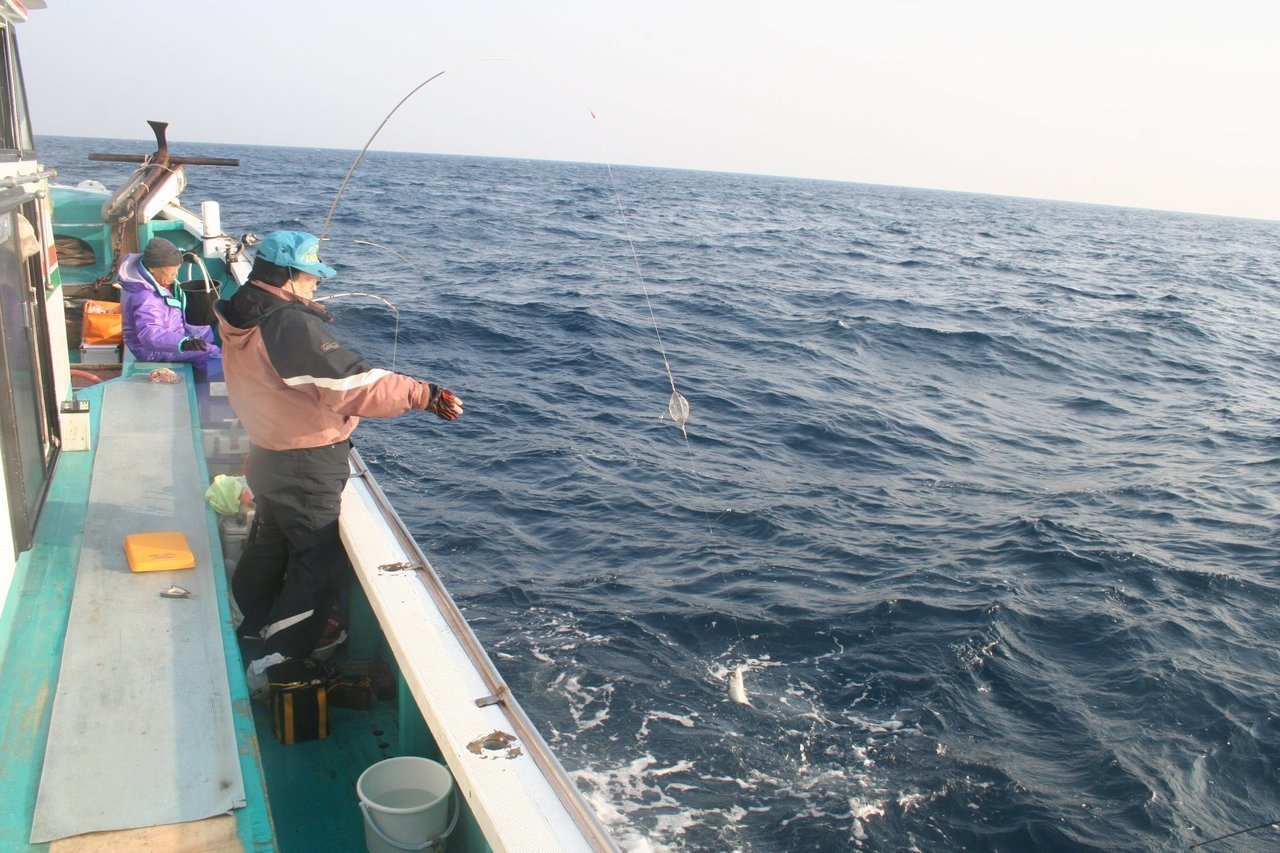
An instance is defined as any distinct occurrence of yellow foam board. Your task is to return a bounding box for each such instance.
[124,531,196,573]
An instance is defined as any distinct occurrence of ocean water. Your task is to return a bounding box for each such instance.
[42,136,1280,851]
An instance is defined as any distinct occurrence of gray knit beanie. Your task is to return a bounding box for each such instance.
[141,237,181,268]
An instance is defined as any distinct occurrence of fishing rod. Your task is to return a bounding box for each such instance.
[320,58,593,245]
[323,58,754,708]
[319,58,695,449]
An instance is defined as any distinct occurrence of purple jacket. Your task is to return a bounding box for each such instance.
[118,253,220,368]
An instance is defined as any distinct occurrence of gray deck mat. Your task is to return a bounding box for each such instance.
[30,378,245,843]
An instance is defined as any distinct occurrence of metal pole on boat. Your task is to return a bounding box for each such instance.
[89,152,240,167]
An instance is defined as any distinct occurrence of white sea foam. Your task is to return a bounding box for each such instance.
[558,674,614,734]
[649,759,695,777]
[570,754,733,851]
[704,774,758,791]
[851,798,886,841]
[637,710,698,739]
[845,713,917,734]
[530,633,939,846]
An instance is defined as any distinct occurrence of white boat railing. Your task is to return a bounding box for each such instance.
[342,449,618,852]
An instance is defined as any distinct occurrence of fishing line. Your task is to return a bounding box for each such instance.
[1189,818,1280,849]
[321,58,712,533]
[316,235,433,373]
[598,162,710,535]
[312,290,401,372]
[322,64,750,694]
[322,236,428,284]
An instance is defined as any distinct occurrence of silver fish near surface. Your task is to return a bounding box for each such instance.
[728,665,751,706]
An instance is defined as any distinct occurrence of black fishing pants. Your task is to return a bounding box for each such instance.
[233,441,352,661]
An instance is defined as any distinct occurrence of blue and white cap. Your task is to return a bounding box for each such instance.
[256,231,336,279]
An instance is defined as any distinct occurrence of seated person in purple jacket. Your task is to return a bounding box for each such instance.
[119,236,221,375]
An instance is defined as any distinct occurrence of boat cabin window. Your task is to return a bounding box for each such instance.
[0,25,33,157]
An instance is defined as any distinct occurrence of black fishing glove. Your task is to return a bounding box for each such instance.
[179,337,209,352]
[424,383,463,420]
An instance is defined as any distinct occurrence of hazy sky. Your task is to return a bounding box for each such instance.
[18,1,1280,221]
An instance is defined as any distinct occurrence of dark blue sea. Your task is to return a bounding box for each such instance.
[41,135,1280,851]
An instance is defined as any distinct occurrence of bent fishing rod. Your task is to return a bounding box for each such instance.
[318,58,693,444]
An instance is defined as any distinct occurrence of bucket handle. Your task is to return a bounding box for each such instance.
[359,787,460,852]
[178,251,221,298]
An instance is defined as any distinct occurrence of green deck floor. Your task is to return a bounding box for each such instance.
[246,625,485,852]
[252,700,402,852]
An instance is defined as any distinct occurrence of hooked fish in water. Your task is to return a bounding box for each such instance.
[728,665,751,706]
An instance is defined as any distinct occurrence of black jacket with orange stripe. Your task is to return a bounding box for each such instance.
[215,280,434,451]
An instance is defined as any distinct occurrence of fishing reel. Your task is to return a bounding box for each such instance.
[228,232,260,265]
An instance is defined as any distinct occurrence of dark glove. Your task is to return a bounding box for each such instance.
[424,384,463,420]
[179,337,209,352]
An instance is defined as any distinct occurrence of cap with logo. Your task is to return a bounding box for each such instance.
[255,231,336,279]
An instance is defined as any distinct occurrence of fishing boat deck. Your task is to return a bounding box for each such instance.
[0,362,491,852]
[0,26,612,846]
[252,701,402,851]
[0,356,612,851]
[0,364,272,851]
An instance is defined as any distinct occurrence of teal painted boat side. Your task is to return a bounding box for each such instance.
[394,673,492,851]
[0,381,102,851]
[49,186,113,283]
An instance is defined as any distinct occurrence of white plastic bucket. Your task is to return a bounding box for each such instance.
[357,756,456,852]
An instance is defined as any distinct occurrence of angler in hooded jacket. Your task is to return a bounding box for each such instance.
[119,236,220,371]
[216,231,462,677]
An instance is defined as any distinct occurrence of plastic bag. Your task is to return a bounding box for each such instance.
[205,474,247,516]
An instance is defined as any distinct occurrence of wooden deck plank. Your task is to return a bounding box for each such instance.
[50,815,240,852]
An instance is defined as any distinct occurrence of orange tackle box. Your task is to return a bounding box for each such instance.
[124,531,197,573]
